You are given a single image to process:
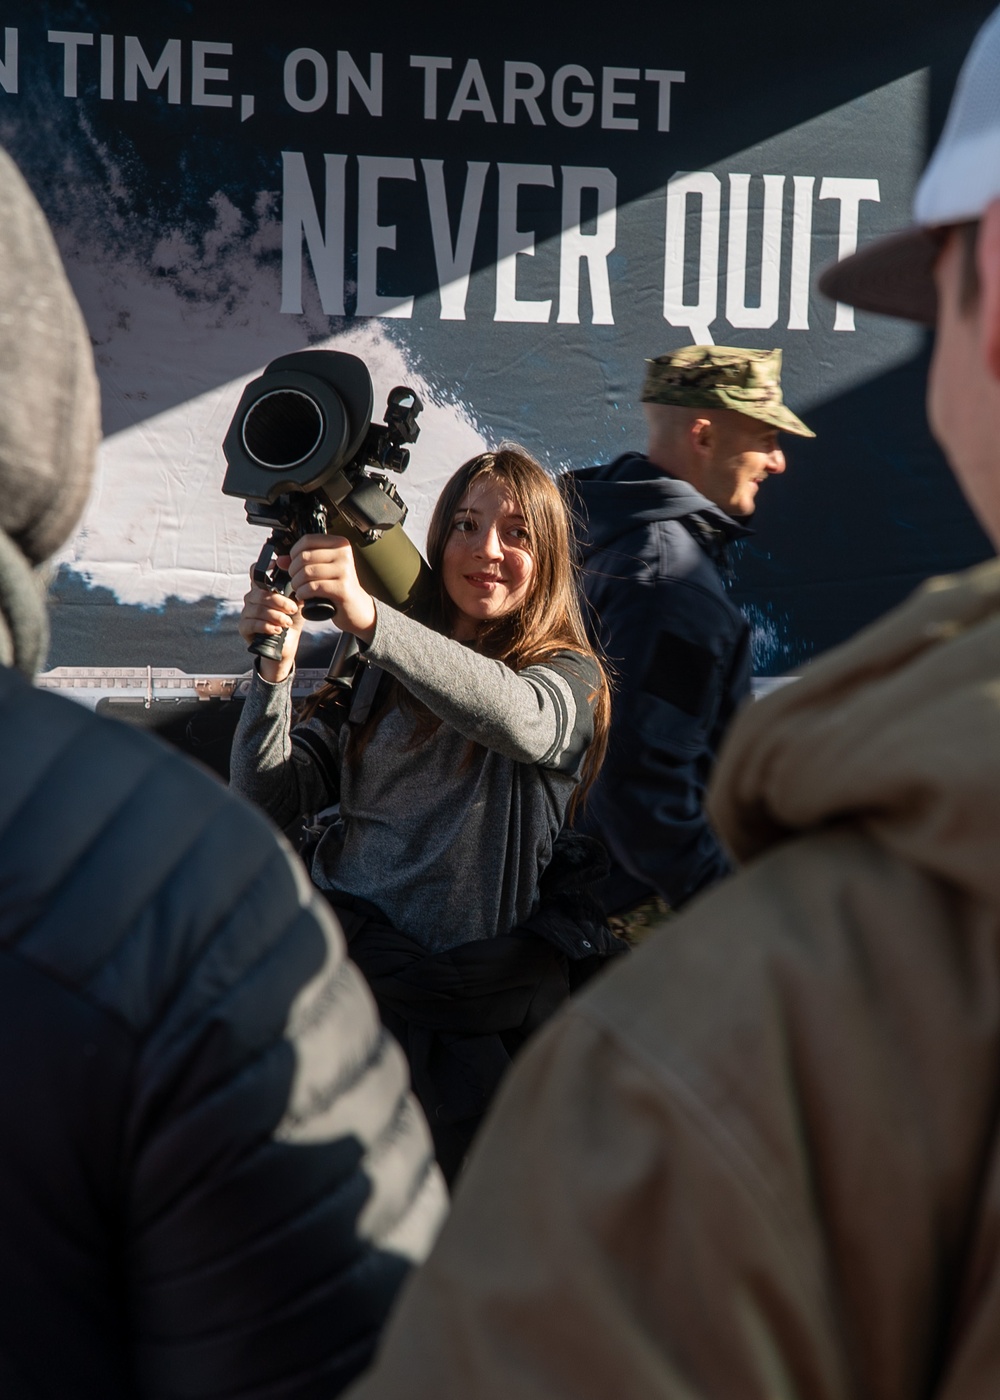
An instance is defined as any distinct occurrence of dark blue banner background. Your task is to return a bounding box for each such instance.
[0,1,993,673]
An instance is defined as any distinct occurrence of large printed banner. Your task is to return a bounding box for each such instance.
[0,1,994,675]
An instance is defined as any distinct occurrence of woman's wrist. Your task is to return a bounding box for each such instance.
[256,656,294,685]
[349,597,377,646]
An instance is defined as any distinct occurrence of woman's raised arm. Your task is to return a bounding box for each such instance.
[366,604,597,773]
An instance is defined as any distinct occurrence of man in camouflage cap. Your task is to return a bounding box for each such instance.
[640,344,813,515]
[570,344,813,929]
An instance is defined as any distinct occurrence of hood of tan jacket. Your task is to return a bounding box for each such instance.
[709,556,1000,908]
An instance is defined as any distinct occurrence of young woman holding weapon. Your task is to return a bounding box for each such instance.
[231,444,619,1180]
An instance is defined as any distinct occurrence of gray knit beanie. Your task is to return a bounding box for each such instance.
[0,146,101,675]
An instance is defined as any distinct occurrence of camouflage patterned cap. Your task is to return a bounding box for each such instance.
[641,346,815,438]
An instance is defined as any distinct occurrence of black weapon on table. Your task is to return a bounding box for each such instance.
[222,349,433,662]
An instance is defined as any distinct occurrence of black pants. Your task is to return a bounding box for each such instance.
[328,894,576,1184]
[323,834,626,1183]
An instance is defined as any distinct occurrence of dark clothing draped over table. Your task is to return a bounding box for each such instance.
[331,833,626,1182]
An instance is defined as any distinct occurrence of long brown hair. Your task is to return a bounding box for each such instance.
[337,446,610,806]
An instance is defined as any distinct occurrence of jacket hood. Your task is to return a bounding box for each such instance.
[0,147,100,567]
[0,146,101,676]
[709,558,1000,907]
[570,453,750,553]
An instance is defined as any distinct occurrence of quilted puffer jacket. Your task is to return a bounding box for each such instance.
[0,664,446,1399]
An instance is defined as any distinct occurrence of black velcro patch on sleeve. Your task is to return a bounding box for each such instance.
[641,630,718,717]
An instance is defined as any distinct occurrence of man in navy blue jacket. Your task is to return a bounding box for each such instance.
[572,345,813,928]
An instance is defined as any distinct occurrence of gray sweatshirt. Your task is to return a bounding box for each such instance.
[230,604,600,951]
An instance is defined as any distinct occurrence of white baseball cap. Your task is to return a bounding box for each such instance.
[819,5,1000,324]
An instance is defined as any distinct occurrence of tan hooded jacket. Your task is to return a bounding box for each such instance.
[347,558,1000,1400]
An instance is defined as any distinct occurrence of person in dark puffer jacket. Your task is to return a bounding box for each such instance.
[0,145,446,1399]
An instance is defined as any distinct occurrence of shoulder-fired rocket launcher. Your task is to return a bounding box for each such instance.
[221,349,433,663]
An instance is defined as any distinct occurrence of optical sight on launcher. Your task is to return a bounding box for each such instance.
[222,349,433,663]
